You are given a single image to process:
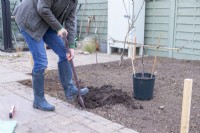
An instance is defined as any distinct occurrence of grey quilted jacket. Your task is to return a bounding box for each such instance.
[14,0,77,48]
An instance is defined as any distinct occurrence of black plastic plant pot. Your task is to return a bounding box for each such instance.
[133,73,155,100]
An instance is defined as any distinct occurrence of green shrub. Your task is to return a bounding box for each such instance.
[82,37,97,53]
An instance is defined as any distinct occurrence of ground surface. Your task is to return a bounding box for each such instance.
[20,56,200,133]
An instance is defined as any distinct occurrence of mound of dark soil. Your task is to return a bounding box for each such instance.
[83,85,143,109]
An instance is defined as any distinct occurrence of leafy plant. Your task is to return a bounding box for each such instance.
[82,37,97,53]
[83,42,96,53]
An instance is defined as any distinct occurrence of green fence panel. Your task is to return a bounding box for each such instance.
[144,0,171,57]
[173,0,200,60]
[145,0,200,60]
[77,0,108,41]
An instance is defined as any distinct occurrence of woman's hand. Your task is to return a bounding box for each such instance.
[67,48,74,61]
[57,28,68,38]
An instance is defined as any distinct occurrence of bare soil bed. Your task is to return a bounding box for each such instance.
[20,56,200,133]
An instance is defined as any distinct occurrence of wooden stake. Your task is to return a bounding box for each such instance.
[151,34,161,78]
[131,35,136,75]
[131,60,135,75]
[133,35,136,60]
[180,79,193,133]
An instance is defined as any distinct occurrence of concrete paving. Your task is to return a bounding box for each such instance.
[0,50,138,133]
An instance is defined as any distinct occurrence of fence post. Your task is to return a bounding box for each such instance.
[169,0,176,58]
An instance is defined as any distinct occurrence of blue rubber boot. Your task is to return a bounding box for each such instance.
[58,59,89,101]
[32,69,55,111]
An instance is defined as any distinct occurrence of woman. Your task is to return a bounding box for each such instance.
[14,0,89,111]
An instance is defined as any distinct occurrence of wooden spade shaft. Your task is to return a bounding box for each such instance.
[63,36,85,108]
[69,59,85,108]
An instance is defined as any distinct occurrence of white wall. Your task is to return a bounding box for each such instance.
[107,0,145,56]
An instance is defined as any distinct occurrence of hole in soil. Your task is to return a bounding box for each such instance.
[82,85,143,110]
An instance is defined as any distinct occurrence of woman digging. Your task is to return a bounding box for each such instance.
[13,0,89,111]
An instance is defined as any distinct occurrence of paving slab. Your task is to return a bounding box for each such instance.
[70,115,94,125]
[0,82,31,93]
[107,123,124,132]
[0,66,15,73]
[87,122,114,133]
[0,82,34,101]
[0,94,55,126]
[55,122,98,133]
[0,72,31,83]
[21,121,51,133]
[119,128,139,133]
[14,125,30,133]
[0,85,11,96]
